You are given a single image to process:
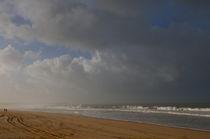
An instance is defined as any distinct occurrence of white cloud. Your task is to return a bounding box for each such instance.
[0,45,23,74]
[0,0,96,48]
[26,55,72,80]
[0,45,180,104]
[24,50,41,60]
[0,13,34,41]
[26,50,129,80]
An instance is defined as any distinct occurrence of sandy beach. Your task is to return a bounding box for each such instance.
[0,110,209,138]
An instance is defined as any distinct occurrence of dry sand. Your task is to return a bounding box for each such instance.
[0,110,209,139]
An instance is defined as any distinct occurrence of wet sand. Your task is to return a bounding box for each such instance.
[0,110,210,138]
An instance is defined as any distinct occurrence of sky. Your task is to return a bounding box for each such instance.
[0,0,209,104]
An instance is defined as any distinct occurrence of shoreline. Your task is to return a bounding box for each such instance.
[12,108,210,133]
[0,110,210,138]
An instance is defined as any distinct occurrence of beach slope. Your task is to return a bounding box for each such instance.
[0,110,210,138]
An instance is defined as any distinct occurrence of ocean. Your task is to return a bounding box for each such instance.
[11,104,210,131]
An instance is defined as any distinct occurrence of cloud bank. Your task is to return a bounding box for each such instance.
[0,0,209,104]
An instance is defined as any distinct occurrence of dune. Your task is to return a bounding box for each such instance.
[0,110,209,138]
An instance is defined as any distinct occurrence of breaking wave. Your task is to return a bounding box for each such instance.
[45,105,210,118]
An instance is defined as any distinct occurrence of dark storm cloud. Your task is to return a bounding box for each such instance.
[177,0,210,9]
[0,0,209,103]
[2,0,209,50]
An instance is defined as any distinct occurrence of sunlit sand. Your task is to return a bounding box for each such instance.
[0,110,209,138]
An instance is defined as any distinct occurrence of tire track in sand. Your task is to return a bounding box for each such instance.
[0,113,74,138]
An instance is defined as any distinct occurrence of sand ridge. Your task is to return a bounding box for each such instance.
[0,110,210,138]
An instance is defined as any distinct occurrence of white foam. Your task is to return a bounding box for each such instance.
[20,104,210,118]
